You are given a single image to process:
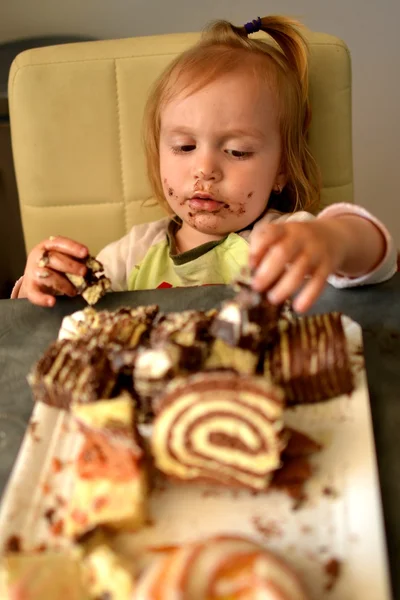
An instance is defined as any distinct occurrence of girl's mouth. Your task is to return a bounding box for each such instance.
[188,194,226,212]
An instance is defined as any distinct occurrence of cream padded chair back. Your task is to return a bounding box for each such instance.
[8,31,352,255]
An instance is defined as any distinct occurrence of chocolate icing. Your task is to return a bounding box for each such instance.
[265,312,354,404]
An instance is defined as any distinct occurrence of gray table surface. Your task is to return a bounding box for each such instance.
[0,277,399,598]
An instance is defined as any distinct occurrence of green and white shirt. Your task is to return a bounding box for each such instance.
[97,204,397,292]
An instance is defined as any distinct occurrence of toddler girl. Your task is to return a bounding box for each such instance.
[13,15,396,312]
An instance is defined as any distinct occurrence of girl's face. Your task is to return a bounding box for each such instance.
[159,70,286,249]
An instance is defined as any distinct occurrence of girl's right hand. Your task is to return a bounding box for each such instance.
[18,236,89,307]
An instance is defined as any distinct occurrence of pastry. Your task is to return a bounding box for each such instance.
[151,371,285,490]
[265,312,354,404]
[65,255,112,305]
[27,338,117,409]
[64,394,148,538]
[134,534,309,600]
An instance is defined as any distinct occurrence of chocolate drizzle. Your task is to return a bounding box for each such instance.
[265,313,354,404]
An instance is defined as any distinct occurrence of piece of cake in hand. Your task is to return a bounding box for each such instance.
[64,255,111,305]
[151,371,286,490]
[2,549,87,600]
[134,534,310,600]
[64,393,148,539]
[264,312,354,404]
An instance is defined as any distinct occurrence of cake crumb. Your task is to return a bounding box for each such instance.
[324,557,342,591]
[44,507,56,524]
[301,525,313,534]
[55,495,66,507]
[252,516,283,539]
[41,482,51,495]
[51,457,64,473]
[323,486,338,498]
[4,535,22,553]
[50,518,64,536]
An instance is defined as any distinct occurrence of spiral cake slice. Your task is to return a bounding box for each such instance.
[134,534,309,600]
[265,312,354,404]
[152,372,285,490]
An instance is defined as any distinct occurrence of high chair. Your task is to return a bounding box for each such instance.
[8,29,352,256]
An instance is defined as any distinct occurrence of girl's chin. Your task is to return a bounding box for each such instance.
[184,212,237,236]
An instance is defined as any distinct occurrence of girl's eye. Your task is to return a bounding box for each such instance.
[225,149,252,159]
[172,145,196,154]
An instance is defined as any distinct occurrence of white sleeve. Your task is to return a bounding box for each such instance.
[317,203,397,288]
[252,204,397,289]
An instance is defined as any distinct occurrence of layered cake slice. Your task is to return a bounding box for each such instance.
[64,393,148,538]
[151,371,286,491]
[133,341,207,420]
[27,338,117,409]
[149,309,216,347]
[264,312,354,404]
[65,255,112,306]
[134,534,310,600]
[73,305,159,347]
[206,271,283,374]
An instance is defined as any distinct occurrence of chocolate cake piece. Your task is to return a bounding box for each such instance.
[265,312,354,404]
[73,305,159,348]
[211,270,282,354]
[27,338,117,409]
[150,309,216,347]
[65,255,112,305]
[204,338,259,375]
[134,341,206,420]
[152,371,286,490]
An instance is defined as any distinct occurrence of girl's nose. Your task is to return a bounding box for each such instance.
[193,151,222,182]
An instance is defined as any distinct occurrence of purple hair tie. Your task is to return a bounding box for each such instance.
[244,17,262,34]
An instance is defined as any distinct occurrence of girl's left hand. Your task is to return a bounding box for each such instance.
[249,219,346,312]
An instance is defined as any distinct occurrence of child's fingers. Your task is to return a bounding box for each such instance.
[249,223,286,268]
[266,254,314,305]
[292,264,330,313]
[35,268,78,297]
[251,236,303,292]
[42,235,88,259]
[37,250,86,277]
[26,284,56,307]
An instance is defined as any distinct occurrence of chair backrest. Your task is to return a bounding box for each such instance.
[8,30,352,255]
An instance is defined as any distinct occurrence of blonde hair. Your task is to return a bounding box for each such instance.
[143,15,321,216]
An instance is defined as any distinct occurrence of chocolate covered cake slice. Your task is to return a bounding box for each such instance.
[149,309,216,347]
[152,371,286,490]
[73,305,159,348]
[265,312,354,404]
[207,269,283,374]
[133,341,206,420]
[28,338,117,409]
[65,394,148,539]
[65,255,112,305]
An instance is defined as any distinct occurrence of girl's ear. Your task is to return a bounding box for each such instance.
[274,170,287,192]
